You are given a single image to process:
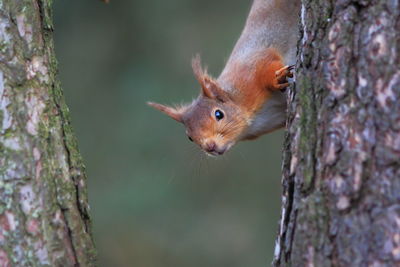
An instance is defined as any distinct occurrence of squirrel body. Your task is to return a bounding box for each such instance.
[149,0,300,156]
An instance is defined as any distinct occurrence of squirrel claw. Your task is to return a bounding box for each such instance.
[273,65,294,91]
[275,65,294,79]
[275,82,290,90]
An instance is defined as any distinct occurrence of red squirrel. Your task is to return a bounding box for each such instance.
[148,0,300,156]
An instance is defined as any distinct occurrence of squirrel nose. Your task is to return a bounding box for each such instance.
[205,141,217,153]
[205,141,226,155]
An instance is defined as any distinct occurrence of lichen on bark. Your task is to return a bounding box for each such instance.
[0,0,95,266]
[274,0,400,266]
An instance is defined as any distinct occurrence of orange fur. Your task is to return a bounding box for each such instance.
[221,48,285,115]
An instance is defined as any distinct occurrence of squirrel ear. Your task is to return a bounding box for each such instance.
[201,77,230,102]
[147,102,183,123]
[192,55,230,102]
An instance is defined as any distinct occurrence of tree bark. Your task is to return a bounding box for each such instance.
[0,0,95,266]
[274,0,400,266]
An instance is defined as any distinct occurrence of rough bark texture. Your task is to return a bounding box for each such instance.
[274,0,400,266]
[0,0,95,266]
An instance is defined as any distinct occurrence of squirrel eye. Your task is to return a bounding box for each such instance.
[215,109,224,121]
[188,136,193,142]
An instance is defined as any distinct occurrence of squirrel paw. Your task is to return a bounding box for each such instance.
[273,65,294,91]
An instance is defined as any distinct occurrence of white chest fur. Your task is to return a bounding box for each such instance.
[242,91,287,139]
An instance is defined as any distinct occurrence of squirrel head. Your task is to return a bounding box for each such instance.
[148,56,249,156]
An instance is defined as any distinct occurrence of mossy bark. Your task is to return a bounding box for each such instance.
[274,0,400,266]
[0,0,96,266]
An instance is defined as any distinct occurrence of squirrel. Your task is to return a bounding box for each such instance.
[148,0,300,156]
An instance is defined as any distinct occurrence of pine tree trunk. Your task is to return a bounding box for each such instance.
[0,0,95,266]
[274,0,400,266]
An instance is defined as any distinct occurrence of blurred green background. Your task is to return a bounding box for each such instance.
[54,0,284,266]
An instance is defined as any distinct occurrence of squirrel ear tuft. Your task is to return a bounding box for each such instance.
[201,77,230,102]
[191,55,230,102]
[147,102,183,123]
[191,54,205,83]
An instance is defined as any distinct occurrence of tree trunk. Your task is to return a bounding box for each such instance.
[0,0,95,266]
[274,0,400,266]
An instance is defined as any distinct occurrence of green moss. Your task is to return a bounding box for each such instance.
[291,191,331,266]
[297,76,317,191]
[0,41,7,53]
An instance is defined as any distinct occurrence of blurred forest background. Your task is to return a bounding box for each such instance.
[54,0,284,266]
